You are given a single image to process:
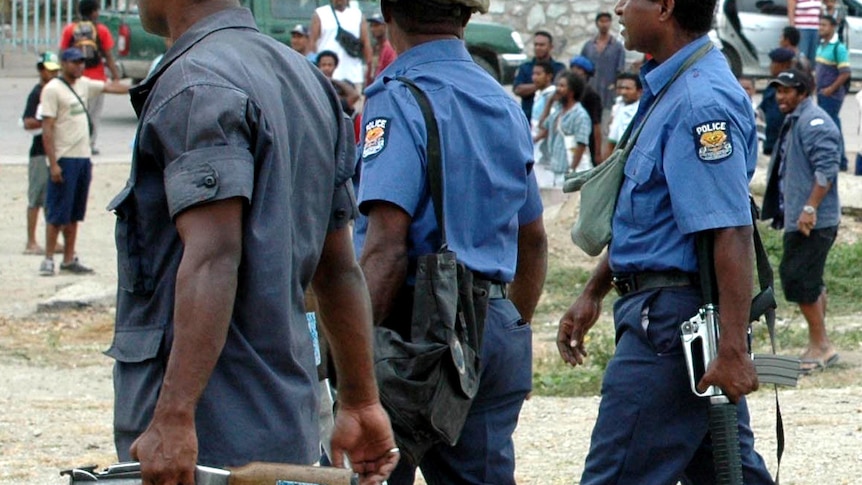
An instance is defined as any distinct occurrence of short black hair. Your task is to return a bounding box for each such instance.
[595,12,612,23]
[781,26,801,47]
[534,30,553,44]
[317,50,339,67]
[560,71,585,102]
[821,14,838,26]
[78,0,99,18]
[533,60,554,76]
[382,0,470,36]
[616,71,642,90]
[668,0,716,35]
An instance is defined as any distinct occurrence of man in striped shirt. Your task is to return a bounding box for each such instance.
[788,0,822,65]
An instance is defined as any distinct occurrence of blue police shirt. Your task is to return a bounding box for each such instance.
[353,39,543,283]
[610,36,757,273]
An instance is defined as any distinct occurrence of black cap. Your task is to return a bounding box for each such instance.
[768,47,795,63]
[768,68,812,93]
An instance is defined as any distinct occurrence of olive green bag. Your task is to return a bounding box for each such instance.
[563,43,713,256]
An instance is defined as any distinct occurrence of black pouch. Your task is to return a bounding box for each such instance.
[374,251,490,465]
[336,27,363,58]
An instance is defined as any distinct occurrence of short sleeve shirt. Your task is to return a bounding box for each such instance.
[40,76,103,159]
[608,100,639,144]
[544,103,591,174]
[513,57,566,122]
[107,8,355,467]
[23,83,46,157]
[354,39,542,283]
[815,38,850,99]
[610,36,756,273]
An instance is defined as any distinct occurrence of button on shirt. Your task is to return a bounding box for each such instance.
[354,39,543,283]
[107,7,356,467]
[610,36,756,273]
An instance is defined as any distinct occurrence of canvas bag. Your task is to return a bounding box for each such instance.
[373,77,490,466]
[331,5,363,58]
[72,20,102,68]
[563,42,713,256]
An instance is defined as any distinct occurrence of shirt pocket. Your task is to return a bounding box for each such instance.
[107,183,155,296]
[616,145,658,228]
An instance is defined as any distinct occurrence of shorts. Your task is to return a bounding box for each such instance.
[45,157,92,226]
[780,226,838,304]
[28,155,49,208]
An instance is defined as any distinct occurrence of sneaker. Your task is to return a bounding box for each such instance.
[59,257,94,275]
[39,259,55,276]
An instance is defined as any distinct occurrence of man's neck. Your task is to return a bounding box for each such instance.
[62,73,77,84]
[166,0,238,41]
[535,54,551,62]
[596,32,611,42]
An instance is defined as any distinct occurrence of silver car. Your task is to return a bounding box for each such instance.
[716,0,862,78]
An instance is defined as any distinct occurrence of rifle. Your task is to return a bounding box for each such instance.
[680,233,744,485]
[61,462,358,485]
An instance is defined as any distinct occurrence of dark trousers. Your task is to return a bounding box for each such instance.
[387,298,532,485]
[581,287,775,485]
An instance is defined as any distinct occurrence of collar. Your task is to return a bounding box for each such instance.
[820,33,839,45]
[640,35,710,97]
[129,7,258,116]
[787,97,814,119]
[367,39,471,95]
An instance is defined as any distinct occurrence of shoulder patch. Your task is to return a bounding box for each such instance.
[693,120,733,163]
[362,117,391,160]
[810,118,825,127]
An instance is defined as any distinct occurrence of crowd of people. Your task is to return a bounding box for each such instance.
[16,0,847,484]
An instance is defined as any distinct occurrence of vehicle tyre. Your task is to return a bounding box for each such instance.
[472,55,500,83]
[723,45,742,78]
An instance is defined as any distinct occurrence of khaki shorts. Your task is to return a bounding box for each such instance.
[28,155,49,209]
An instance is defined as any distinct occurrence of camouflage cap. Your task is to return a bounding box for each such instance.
[387,0,489,14]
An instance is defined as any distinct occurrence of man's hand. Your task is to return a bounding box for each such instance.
[130,412,198,485]
[797,210,816,236]
[49,163,63,184]
[557,293,602,366]
[819,86,835,97]
[330,402,399,485]
[697,348,759,403]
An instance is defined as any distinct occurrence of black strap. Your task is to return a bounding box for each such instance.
[395,76,447,248]
[330,4,344,30]
[57,77,94,137]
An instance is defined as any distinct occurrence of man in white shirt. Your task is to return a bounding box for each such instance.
[605,72,641,156]
[310,0,373,87]
[530,60,557,166]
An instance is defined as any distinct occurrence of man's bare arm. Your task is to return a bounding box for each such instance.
[42,117,63,183]
[130,197,244,484]
[309,13,322,53]
[359,202,411,325]
[103,81,130,95]
[104,49,122,81]
[508,217,547,323]
[514,83,538,98]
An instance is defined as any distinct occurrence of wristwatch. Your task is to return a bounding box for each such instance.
[803,205,816,215]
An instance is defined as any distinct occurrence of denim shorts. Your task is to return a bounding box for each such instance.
[780,226,838,303]
[45,157,92,225]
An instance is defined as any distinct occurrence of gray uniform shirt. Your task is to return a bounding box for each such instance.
[107,8,356,467]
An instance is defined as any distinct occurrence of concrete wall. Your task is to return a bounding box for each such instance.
[482,0,625,65]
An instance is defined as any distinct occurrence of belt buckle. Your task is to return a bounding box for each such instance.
[612,274,636,296]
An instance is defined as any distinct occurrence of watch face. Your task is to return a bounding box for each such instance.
[804,206,815,214]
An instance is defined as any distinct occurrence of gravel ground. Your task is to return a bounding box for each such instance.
[1,164,861,484]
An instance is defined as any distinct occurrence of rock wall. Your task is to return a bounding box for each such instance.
[482,0,625,64]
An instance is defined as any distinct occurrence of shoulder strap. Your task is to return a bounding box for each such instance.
[57,77,94,136]
[330,4,343,29]
[394,76,447,248]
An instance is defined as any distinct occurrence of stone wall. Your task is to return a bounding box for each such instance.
[483,0,625,64]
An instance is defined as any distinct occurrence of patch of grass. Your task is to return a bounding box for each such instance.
[532,328,615,397]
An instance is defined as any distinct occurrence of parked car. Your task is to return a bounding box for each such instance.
[100,0,526,84]
[715,0,862,78]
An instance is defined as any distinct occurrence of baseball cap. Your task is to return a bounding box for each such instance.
[768,47,795,63]
[39,51,60,71]
[768,68,812,92]
[61,47,86,62]
[368,14,385,24]
[569,56,595,75]
[386,0,489,14]
[291,24,309,36]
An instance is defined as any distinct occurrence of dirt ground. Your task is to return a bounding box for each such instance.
[1,163,861,484]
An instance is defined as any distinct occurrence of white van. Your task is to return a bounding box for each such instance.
[716,0,862,78]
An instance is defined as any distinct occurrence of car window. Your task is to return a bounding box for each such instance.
[846,0,862,16]
[736,0,787,15]
[271,0,319,19]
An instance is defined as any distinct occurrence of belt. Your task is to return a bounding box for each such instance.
[488,282,507,300]
[611,271,698,297]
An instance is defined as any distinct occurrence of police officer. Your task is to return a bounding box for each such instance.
[353,0,548,483]
[108,0,397,484]
[557,0,775,483]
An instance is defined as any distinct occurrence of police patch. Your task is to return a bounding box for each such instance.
[693,120,733,163]
[362,118,390,160]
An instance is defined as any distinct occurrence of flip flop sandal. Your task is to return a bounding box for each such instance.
[799,353,840,374]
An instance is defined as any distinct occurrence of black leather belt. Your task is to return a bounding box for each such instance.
[611,271,698,297]
[488,282,507,300]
